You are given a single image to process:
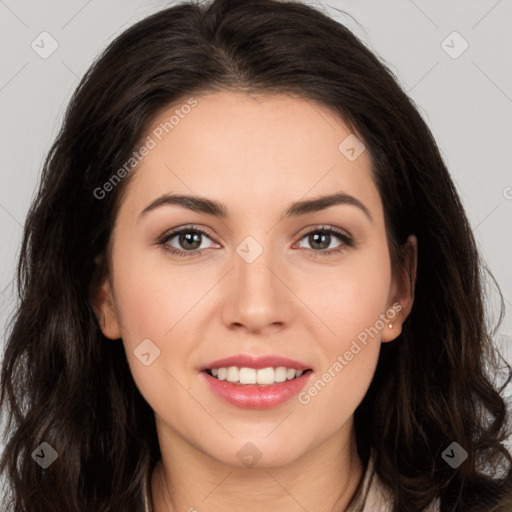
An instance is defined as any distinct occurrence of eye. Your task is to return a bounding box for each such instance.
[295,226,354,256]
[157,225,217,257]
[157,224,355,258]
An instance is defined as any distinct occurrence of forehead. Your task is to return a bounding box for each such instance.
[120,91,382,222]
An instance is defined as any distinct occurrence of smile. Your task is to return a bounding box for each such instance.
[206,366,311,385]
[201,368,313,409]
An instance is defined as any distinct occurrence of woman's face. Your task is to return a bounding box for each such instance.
[95,91,414,468]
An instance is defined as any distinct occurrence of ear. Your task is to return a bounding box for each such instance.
[381,234,417,342]
[91,274,123,340]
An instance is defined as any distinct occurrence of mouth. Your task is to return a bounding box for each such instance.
[199,354,314,408]
[201,366,314,409]
[203,366,313,386]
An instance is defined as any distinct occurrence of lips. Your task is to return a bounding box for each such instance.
[201,370,312,409]
[200,354,312,372]
[199,353,313,409]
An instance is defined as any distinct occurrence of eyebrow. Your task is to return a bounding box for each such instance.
[138,192,373,222]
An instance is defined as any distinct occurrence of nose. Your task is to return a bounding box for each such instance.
[221,242,293,335]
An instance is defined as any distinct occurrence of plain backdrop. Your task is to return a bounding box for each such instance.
[1,0,511,455]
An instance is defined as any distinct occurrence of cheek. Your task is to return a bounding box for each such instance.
[310,248,392,339]
[110,240,214,393]
[111,241,184,339]
[296,341,379,443]
[302,247,391,401]
[298,288,388,429]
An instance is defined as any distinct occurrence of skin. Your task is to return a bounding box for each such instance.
[93,90,417,512]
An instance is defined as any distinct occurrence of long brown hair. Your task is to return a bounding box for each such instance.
[1,0,511,510]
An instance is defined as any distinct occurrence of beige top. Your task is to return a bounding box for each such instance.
[142,453,440,512]
[345,455,439,512]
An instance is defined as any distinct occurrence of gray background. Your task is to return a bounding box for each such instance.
[0,0,511,441]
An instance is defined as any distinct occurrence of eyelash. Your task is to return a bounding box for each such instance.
[156,225,355,258]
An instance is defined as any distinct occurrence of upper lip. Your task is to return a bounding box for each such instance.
[200,354,312,372]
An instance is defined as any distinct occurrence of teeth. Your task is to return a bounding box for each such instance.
[226,366,239,382]
[239,367,256,384]
[209,366,305,385]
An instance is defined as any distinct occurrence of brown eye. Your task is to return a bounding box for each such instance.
[297,227,354,256]
[176,231,203,250]
[158,226,216,256]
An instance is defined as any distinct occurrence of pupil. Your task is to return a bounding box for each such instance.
[180,232,201,250]
[311,232,329,250]
[178,231,331,251]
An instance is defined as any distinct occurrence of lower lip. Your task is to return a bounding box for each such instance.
[201,370,312,409]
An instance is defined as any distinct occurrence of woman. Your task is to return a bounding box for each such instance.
[1,0,511,510]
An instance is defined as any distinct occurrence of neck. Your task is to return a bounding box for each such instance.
[150,419,365,512]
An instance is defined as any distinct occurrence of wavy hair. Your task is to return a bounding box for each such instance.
[1,0,511,510]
